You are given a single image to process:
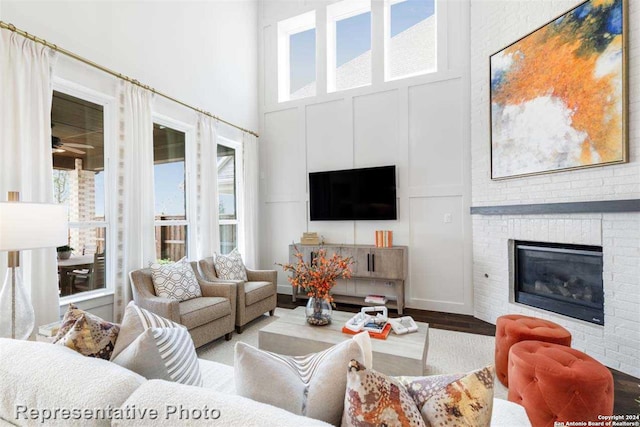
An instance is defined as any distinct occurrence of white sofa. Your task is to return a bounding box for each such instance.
[0,338,530,426]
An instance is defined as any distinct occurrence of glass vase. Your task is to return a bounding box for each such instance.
[305,296,332,326]
[0,267,35,339]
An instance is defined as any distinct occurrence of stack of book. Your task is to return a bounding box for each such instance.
[374,230,393,247]
[300,232,320,245]
[365,294,387,305]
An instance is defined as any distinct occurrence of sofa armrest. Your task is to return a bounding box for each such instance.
[137,295,181,323]
[245,268,277,285]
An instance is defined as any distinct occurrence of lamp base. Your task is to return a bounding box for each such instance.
[0,266,35,339]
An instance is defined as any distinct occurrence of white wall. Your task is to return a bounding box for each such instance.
[258,0,474,314]
[470,0,639,377]
[0,0,258,132]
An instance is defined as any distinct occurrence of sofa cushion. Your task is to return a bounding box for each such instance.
[53,303,119,360]
[113,379,332,427]
[179,297,231,329]
[0,338,144,426]
[213,248,248,281]
[234,333,371,426]
[199,359,235,393]
[150,257,202,302]
[244,281,273,306]
[111,300,184,360]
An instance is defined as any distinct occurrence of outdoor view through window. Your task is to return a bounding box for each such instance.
[153,124,187,262]
[52,91,107,298]
[387,0,436,80]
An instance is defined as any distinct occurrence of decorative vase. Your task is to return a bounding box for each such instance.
[57,251,72,260]
[0,267,35,339]
[305,296,332,326]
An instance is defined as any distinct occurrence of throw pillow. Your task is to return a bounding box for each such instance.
[213,248,248,280]
[398,366,495,427]
[53,303,120,360]
[343,360,427,427]
[343,361,495,427]
[234,332,371,426]
[149,257,202,302]
[110,301,203,387]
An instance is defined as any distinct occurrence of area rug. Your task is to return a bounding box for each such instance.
[196,308,508,399]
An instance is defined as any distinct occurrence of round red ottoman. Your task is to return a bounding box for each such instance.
[495,314,571,386]
[508,341,614,427]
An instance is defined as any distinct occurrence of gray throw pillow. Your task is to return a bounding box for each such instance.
[111,302,203,387]
[234,333,371,426]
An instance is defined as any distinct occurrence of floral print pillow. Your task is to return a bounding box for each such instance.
[53,303,120,360]
[343,360,495,427]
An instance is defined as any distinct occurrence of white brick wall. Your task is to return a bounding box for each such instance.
[470,0,640,377]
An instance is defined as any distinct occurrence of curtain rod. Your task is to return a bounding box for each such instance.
[0,21,259,138]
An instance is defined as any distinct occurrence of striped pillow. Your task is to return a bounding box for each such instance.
[234,333,371,426]
[111,302,202,386]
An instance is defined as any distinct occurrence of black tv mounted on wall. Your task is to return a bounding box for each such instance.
[309,165,397,221]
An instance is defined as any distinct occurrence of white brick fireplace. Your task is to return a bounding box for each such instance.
[470,0,640,377]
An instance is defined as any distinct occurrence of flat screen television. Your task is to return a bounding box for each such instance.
[309,166,397,221]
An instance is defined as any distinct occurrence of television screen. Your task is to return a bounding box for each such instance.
[309,166,397,221]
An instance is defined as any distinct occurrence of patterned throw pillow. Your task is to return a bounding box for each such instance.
[53,303,120,360]
[398,366,495,427]
[213,248,248,281]
[149,257,202,302]
[235,333,371,426]
[110,302,203,387]
[343,360,427,427]
[343,361,495,427]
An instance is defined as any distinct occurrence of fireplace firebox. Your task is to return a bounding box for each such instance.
[514,241,604,325]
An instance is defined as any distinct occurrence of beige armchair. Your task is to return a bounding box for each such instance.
[199,258,277,334]
[129,261,236,348]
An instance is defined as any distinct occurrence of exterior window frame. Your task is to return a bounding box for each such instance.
[326,0,372,93]
[277,10,316,102]
[151,114,196,261]
[53,78,115,303]
[217,136,244,256]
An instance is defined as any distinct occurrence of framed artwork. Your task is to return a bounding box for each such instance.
[490,0,627,180]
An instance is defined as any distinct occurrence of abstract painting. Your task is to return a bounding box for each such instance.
[490,0,626,179]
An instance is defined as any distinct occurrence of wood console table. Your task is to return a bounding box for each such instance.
[289,243,408,314]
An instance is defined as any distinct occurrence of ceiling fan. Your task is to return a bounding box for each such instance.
[51,124,95,155]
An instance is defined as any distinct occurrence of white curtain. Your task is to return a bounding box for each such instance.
[114,81,155,322]
[0,29,59,333]
[194,115,220,259]
[242,133,259,269]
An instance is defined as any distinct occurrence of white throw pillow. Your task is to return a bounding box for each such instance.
[214,248,248,280]
[111,302,203,387]
[150,257,202,302]
[234,333,371,426]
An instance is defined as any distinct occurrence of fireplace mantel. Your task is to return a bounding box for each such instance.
[470,199,640,215]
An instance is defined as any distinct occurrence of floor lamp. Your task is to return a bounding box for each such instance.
[0,191,68,339]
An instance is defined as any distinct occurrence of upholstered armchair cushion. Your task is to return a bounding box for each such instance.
[199,258,278,332]
[179,297,232,330]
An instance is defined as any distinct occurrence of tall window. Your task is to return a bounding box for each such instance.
[385,0,437,80]
[153,123,188,262]
[278,11,316,102]
[327,0,372,92]
[52,91,108,298]
[217,140,242,255]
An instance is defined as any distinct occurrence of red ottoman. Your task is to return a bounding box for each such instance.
[508,341,614,427]
[495,314,571,387]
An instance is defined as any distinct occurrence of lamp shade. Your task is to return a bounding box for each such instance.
[0,202,68,251]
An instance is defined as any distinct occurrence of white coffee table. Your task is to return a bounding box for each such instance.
[258,307,429,376]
